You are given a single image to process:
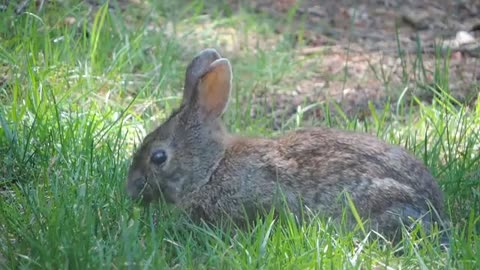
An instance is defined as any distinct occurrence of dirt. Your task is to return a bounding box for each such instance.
[2,0,479,126]
[227,0,480,126]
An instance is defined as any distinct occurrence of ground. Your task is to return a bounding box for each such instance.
[228,0,480,124]
[113,0,480,126]
[3,0,480,124]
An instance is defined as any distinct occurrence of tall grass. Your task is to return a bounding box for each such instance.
[0,1,479,269]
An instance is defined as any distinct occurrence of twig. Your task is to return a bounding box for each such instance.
[15,0,30,14]
[37,0,46,13]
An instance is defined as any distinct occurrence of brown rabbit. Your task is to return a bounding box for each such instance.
[126,48,446,240]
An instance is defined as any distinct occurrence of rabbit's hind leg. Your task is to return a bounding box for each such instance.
[369,201,447,244]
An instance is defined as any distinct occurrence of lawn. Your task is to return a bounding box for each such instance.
[0,0,479,269]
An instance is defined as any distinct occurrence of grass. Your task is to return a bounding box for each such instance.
[0,0,479,269]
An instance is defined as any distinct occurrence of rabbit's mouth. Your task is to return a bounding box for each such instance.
[134,183,153,203]
[159,182,182,204]
[126,174,161,205]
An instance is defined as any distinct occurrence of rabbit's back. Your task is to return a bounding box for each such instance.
[216,127,444,230]
[275,128,440,194]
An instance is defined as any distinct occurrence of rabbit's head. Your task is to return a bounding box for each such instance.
[126,48,232,204]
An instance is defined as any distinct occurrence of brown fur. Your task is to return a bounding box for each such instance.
[126,48,445,240]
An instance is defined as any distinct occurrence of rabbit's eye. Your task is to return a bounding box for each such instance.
[150,149,167,165]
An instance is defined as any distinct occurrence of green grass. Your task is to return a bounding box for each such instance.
[1,0,479,269]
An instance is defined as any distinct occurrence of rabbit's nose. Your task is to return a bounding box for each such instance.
[126,173,147,199]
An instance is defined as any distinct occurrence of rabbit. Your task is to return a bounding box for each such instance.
[126,48,446,241]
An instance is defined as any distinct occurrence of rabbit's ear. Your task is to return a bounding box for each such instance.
[183,49,221,104]
[196,58,232,120]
